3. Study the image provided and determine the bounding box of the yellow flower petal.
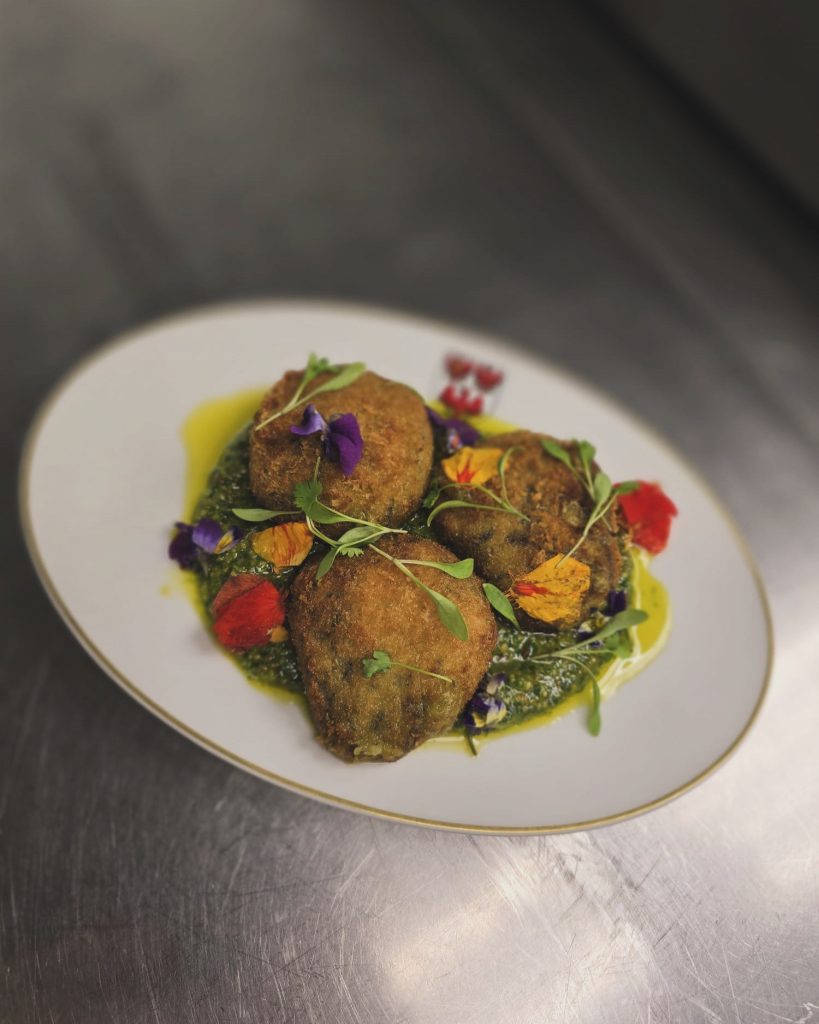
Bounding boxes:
[269,625,289,643]
[507,555,591,625]
[441,446,503,485]
[251,521,313,568]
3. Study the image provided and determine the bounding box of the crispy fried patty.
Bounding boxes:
[249,369,433,528]
[288,535,497,762]
[431,430,625,629]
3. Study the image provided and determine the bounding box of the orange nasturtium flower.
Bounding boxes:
[441,446,504,485]
[251,521,313,569]
[507,555,591,625]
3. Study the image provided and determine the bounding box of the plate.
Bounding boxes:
[20,301,772,833]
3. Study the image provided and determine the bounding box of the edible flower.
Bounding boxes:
[426,406,481,453]
[445,354,473,380]
[291,403,364,476]
[441,446,503,485]
[474,365,503,391]
[168,518,241,568]
[251,521,313,568]
[210,573,285,650]
[606,589,627,615]
[463,673,508,730]
[439,384,483,417]
[618,481,678,555]
[508,555,591,625]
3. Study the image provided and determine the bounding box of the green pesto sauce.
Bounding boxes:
[190,427,633,727]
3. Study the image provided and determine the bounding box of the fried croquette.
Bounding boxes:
[431,430,625,629]
[288,535,497,762]
[249,368,433,527]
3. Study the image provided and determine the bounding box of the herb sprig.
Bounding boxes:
[253,355,366,433]
[496,608,647,735]
[541,438,637,561]
[362,650,453,683]
[290,475,473,640]
[426,446,529,526]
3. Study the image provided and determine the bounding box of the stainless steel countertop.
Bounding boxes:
[2,2,818,1021]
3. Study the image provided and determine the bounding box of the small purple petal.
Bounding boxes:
[326,413,364,477]
[192,517,227,553]
[606,589,627,615]
[426,406,481,450]
[463,693,507,730]
[448,418,481,446]
[291,403,328,437]
[168,523,197,569]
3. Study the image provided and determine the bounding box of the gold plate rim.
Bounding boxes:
[17,299,775,835]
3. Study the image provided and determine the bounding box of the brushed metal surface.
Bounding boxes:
[2,1,817,1021]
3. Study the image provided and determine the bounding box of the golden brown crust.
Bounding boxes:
[431,430,625,629]
[288,535,497,762]
[249,369,433,529]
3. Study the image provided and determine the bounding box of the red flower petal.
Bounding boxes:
[475,365,503,391]
[210,573,265,617]
[440,384,470,416]
[212,578,285,650]
[618,481,678,555]
[445,354,473,380]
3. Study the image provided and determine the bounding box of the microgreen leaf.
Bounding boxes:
[426,498,495,525]
[306,361,366,398]
[593,472,612,507]
[613,479,639,495]
[362,650,392,677]
[231,507,293,522]
[589,608,647,643]
[588,680,602,736]
[419,584,469,641]
[293,479,350,524]
[335,525,382,547]
[401,557,474,579]
[482,583,519,626]
[541,438,575,471]
[577,440,596,471]
[315,546,339,581]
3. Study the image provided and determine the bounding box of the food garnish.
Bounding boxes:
[211,576,286,651]
[362,650,453,683]
[253,355,366,432]
[541,438,638,561]
[290,404,364,477]
[427,446,528,525]
[508,554,591,626]
[168,518,241,568]
[425,406,481,453]
[618,481,678,554]
[251,521,314,568]
[482,583,519,627]
[462,673,508,753]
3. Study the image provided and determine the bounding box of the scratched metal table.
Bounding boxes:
[3,2,818,1021]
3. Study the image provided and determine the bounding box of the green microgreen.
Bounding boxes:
[426,447,529,526]
[231,507,298,522]
[253,356,366,432]
[361,650,453,683]
[541,438,638,560]
[482,583,519,627]
[495,608,648,735]
[369,544,470,641]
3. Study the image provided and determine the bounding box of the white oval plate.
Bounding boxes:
[20,301,772,833]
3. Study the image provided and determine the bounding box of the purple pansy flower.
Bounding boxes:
[290,403,364,477]
[426,406,481,453]
[606,589,627,615]
[463,673,508,731]
[168,518,241,568]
